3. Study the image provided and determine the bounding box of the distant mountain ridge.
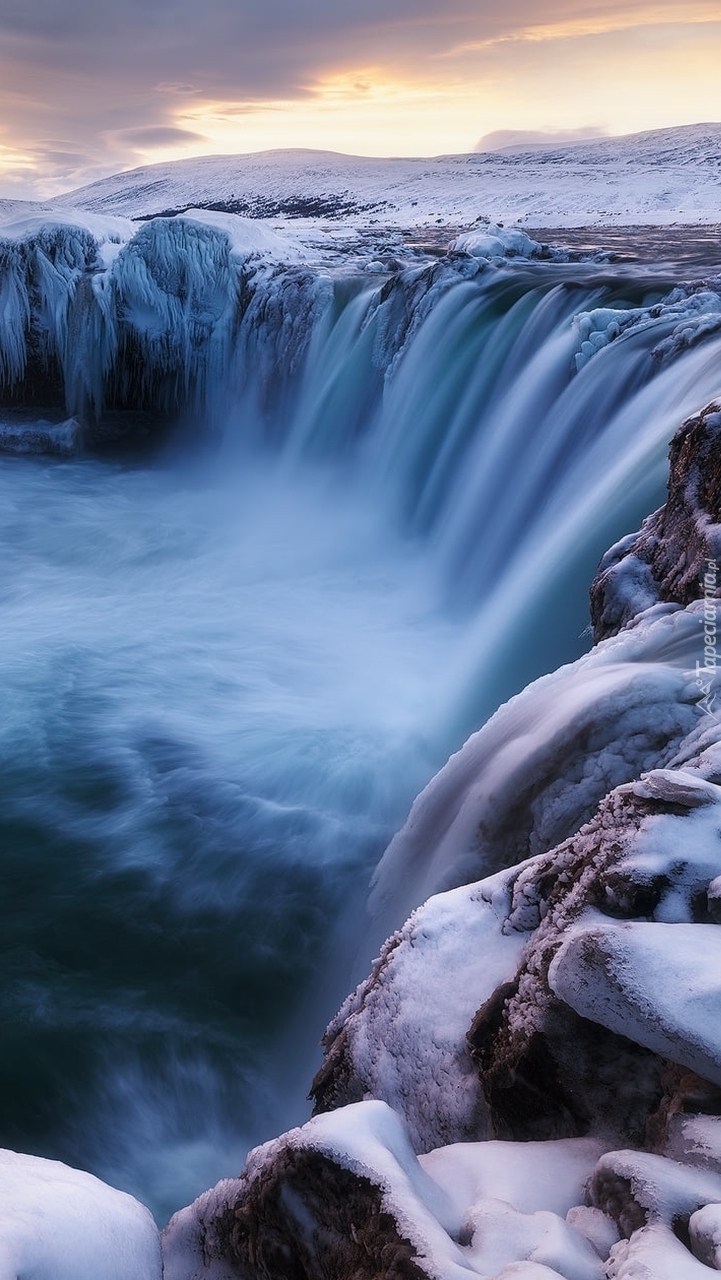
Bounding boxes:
[38,123,721,230]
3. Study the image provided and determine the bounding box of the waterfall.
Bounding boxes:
[2,214,721,1219]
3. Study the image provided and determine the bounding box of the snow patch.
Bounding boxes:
[0,1148,161,1280]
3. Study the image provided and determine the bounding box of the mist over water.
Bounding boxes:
[0,448,457,1219]
[3,249,721,1220]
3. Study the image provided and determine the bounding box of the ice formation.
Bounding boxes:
[0,211,316,428]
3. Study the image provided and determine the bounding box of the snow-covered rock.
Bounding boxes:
[689,1201,721,1268]
[450,225,546,261]
[549,921,721,1088]
[311,868,528,1149]
[590,1147,721,1235]
[162,1102,606,1280]
[0,1149,161,1280]
[606,1221,716,1279]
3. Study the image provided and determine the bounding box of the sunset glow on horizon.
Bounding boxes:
[1,1,720,198]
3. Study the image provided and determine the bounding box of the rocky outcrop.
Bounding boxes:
[165,737,721,1278]
[0,414,82,455]
[162,1104,460,1280]
[310,869,526,1150]
[162,1102,608,1280]
[590,399,721,640]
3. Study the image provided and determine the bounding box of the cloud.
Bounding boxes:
[115,126,209,149]
[0,0,719,196]
[475,126,609,150]
[0,1,710,98]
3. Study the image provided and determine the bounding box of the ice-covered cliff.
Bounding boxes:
[0,211,317,437]
[160,404,721,1279]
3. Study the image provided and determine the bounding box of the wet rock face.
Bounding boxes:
[590,399,721,641]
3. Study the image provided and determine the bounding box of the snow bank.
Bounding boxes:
[456,1200,604,1280]
[179,209,306,262]
[420,1137,604,1222]
[0,1148,161,1280]
[0,207,134,246]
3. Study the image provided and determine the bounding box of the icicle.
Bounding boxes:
[0,238,29,389]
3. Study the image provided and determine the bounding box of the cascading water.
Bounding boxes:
[2,216,721,1221]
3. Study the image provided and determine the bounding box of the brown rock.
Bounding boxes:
[590,400,721,641]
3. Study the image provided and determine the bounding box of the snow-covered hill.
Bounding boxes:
[44,123,721,231]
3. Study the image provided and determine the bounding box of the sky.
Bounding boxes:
[1,0,720,198]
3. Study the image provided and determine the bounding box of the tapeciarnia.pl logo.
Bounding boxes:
[696,558,718,716]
